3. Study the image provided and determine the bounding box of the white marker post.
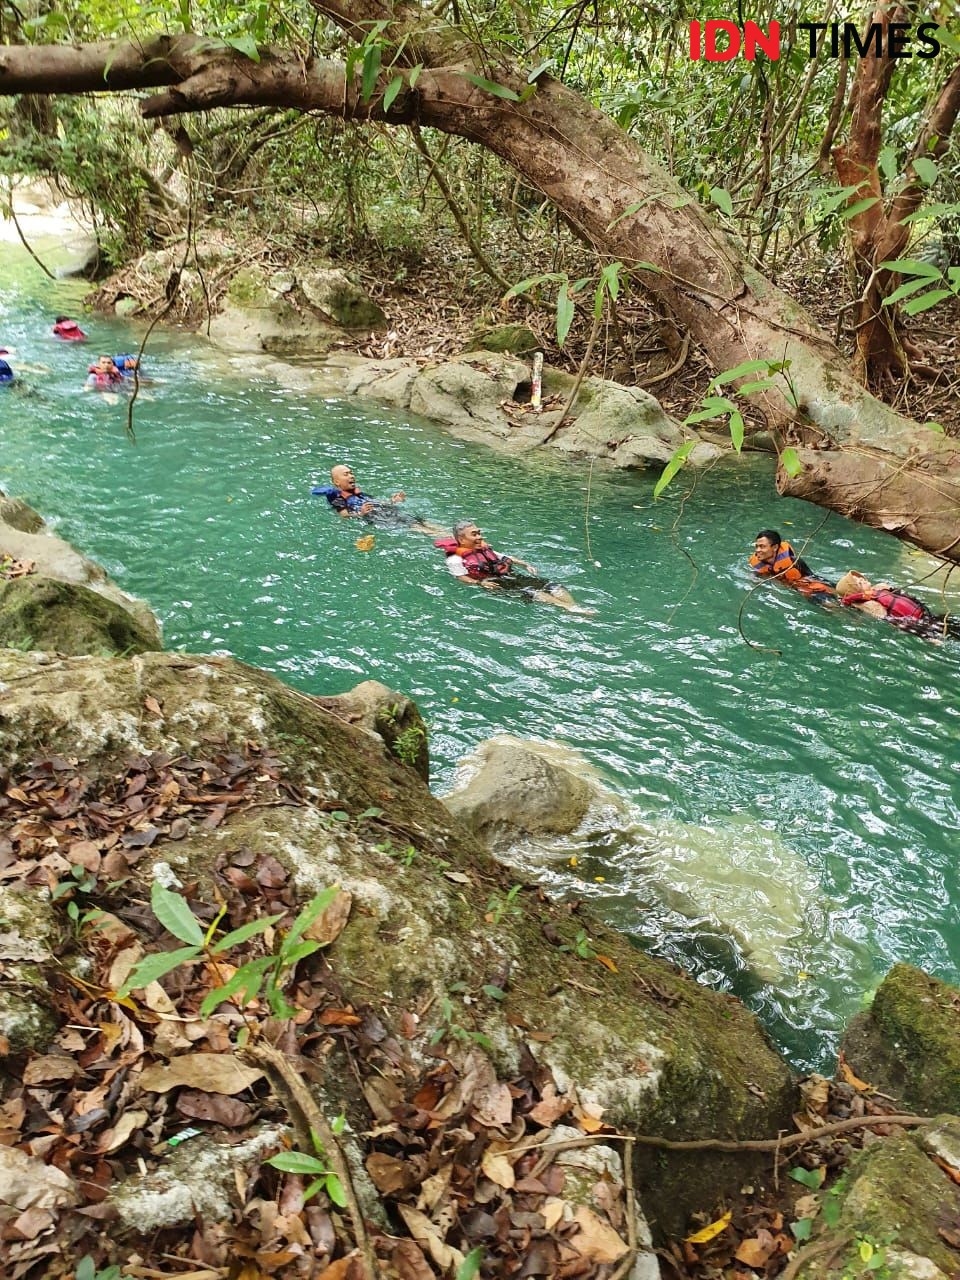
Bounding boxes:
[531,349,544,413]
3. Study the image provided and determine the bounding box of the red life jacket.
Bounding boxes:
[844,587,929,622]
[435,537,512,580]
[54,320,87,340]
[88,363,123,389]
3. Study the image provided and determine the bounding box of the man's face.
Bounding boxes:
[97,356,113,372]
[332,465,355,489]
[459,525,484,549]
[754,536,778,564]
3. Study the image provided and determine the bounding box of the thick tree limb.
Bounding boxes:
[3,31,960,562]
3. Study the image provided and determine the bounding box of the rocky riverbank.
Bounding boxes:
[2,493,960,1280]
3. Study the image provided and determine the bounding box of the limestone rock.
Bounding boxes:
[463,324,540,356]
[409,352,530,442]
[0,492,160,647]
[443,736,612,846]
[300,267,387,330]
[210,265,343,355]
[0,576,159,656]
[317,679,429,782]
[842,965,960,1113]
[0,649,797,1230]
[557,378,721,468]
[0,887,61,1051]
[796,1121,960,1280]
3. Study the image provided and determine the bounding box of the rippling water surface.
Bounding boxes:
[3,243,959,1068]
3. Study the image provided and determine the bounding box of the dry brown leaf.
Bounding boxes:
[304,888,352,947]
[417,1165,452,1214]
[542,1198,567,1231]
[735,1237,775,1268]
[138,1053,263,1095]
[0,1146,77,1210]
[67,840,101,872]
[366,1152,416,1195]
[22,1054,80,1086]
[9,1207,54,1240]
[144,695,164,717]
[799,1073,830,1118]
[569,1205,629,1264]
[530,1083,574,1127]
[100,1108,149,1154]
[392,1238,436,1280]
[473,1079,513,1128]
[794,1194,820,1220]
[177,1089,253,1127]
[480,1142,516,1189]
[355,535,376,552]
[595,953,618,973]
[837,1052,874,1093]
[319,1008,363,1026]
[398,1205,464,1271]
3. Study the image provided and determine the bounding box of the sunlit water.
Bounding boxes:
[3,241,960,1070]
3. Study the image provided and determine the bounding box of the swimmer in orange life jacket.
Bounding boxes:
[749,529,835,602]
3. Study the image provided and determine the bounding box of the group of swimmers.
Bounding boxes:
[750,529,957,640]
[0,316,145,394]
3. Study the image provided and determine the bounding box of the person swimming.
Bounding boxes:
[749,529,835,602]
[84,354,125,392]
[312,464,445,536]
[437,520,594,614]
[53,316,87,341]
[836,571,959,638]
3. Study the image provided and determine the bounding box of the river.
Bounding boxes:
[2,239,959,1070]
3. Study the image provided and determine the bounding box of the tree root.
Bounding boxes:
[242,1040,378,1280]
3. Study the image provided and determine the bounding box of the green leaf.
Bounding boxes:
[878,257,943,277]
[792,1217,813,1242]
[600,262,623,301]
[556,286,575,347]
[267,1151,328,1175]
[326,1173,348,1207]
[199,957,272,1017]
[859,1240,875,1263]
[76,1258,95,1280]
[781,447,802,478]
[527,59,553,83]
[789,1165,825,1189]
[912,156,939,188]
[729,411,744,454]
[653,440,696,498]
[280,940,321,966]
[902,288,953,315]
[710,359,772,386]
[822,1192,842,1228]
[503,273,561,300]
[358,806,384,819]
[117,945,201,997]
[211,912,285,954]
[482,984,506,1001]
[882,276,938,305]
[709,185,733,216]
[408,64,423,88]
[841,196,879,220]
[877,145,897,182]
[151,882,205,946]
[926,421,945,433]
[817,183,861,215]
[607,200,645,230]
[457,1247,486,1280]
[225,34,261,62]
[286,887,339,947]
[361,43,382,103]
[736,379,776,394]
[464,73,521,102]
[383,75,404,111]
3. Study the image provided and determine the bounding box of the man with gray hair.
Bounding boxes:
[436,521,593,614]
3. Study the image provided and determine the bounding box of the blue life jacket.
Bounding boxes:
[114,355,138,376]
[0,360,14,384]
[311,484,374,514]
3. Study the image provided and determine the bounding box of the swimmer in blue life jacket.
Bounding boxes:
[311,464,445,536]
[437,521,594,615]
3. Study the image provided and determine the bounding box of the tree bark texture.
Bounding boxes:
[2,28,959,561]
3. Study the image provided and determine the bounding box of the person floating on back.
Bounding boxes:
[52,316,87,341]
[836,571,959,639]
[312,464,444,536]
[749,529,835,602]
[437,521,594,615]
[84,353,125,392]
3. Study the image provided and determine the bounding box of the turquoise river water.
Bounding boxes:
[2,242,959,1070]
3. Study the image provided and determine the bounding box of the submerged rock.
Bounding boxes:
[842,965,960,1113]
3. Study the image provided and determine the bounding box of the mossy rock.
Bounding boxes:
[797,1122,960,1280]
[0,494,44,534]
[842,965,960,1113]
[464,325,540,356]
[0,576,158,657]
[0,650,797,1232]
[300,269,387,330]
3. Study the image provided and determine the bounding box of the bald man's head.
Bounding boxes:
[331,464,355,489]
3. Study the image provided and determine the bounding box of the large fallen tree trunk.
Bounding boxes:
[2,22,959,560]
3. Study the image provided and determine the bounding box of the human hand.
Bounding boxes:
[391,491,406,504]
[481,580,500,590]
[360,502,374,515]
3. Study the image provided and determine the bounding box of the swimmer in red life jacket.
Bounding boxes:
[749,529,835,602]
[84,353,125,392]
[53,316,88,341]
[836,570,960,639]
[437,521,594,615]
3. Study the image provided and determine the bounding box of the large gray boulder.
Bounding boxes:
[0,491,161,649]
[555,378,721,468]
[0,575,160,656]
